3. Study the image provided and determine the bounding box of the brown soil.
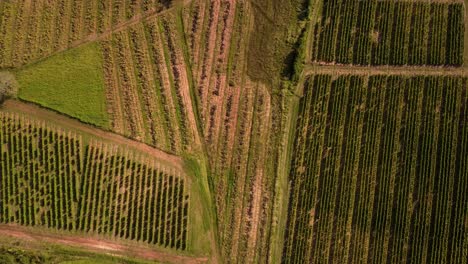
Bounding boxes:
[0,224,208,264]
[1,100,185,172]
[197,0,220,121]
[228,81,257,262]
[151,21,183,152]
[245,85,272,263]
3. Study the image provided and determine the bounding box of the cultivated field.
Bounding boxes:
[0,112,189,250]
[0,0,466,263]
[100,13,202,154]
[310,0,465,66]
[0,0,175,69]
[283,74,468,264]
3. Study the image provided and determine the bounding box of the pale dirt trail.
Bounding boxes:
[1,100,185,172]
[0,224,208,264]
[305,64,468,76]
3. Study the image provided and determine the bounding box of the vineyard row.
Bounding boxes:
[0,112,189,250]
[311,0,464,66]
[0,0,172,69]
[101,14,199,154]
[283,74,468,264]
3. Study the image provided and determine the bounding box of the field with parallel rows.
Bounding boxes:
[0,0,174,69]
[181,1,287,262]
[310,0,464,66]
[99,10,203,155]
[0,112,189,250]
[282,74,468,264]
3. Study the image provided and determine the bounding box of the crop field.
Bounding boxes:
[16,42,109,128]
[1,0,466,263]
[100,13,201,154]
[310,0,465,66]
[282,74,468,264]
[0,0,174,69]
[0,112,189,250]
[180,1,294,263]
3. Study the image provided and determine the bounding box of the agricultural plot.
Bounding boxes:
[282,74,468,263]
[0,0,173,69]
[311,0,464,66]
[181,1,285,263]
[101,13,201,154]
[16,42,108,128]
[0,112,189,250]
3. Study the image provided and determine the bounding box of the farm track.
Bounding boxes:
[1,100,185,171]
[305,64,468,77]
[0,224,207,264]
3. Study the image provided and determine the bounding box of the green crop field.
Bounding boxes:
[283,74,468,263]
[311,0,464,66]
[0,112,189,250]
[16,43,109,128]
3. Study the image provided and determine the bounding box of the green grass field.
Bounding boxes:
[15,43,109,128]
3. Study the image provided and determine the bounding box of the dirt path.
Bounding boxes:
[0,224,208,264]
[305,63,468,76]
[1,99,185,171]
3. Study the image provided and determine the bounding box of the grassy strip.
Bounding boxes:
[15,42,109,128]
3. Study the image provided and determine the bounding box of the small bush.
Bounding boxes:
[0,72,18,104]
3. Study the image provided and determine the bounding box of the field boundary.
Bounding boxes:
[0,224,207,264]
[305,64,468,76]
[0,99,185,171]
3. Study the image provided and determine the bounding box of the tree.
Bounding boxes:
[0,72,18,104]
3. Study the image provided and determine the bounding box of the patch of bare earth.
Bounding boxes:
[197,0,220,122]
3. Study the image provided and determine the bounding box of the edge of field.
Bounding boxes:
[0,99,219,262]
[0,224,206,264]
[267,0,319,262]
[0,99,184,172]
[0,232,158,264]
[465,0,468,65]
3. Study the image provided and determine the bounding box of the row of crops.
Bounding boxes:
[282,74,468,263]
[0,112,189,250]
[101,13,199,155]
[181,1,285,262]
[0,0,172,68]
[181,1,279,262]
[311,0,464,66]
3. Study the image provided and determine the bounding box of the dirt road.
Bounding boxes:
[0,224,208,264]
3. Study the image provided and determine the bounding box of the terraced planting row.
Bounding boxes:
[0,112,189,250]
[311,0,464,66]
[182,0,246,147]
[182,1,282,262]
[101,14,200,154]
[0,0,172,68]
[282,74,468,263]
